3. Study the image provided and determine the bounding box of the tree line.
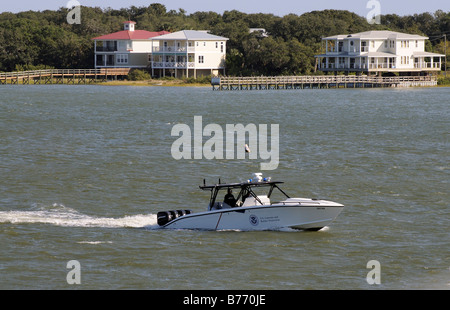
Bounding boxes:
[0,3,448,75]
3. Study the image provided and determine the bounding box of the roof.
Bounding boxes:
[413,51,446,57]
[151,30,229,41]
[200,180,284,191]
[316,51,396,58]
[358,52,396,57]
[324,31,428,40]
[92,30,170,41]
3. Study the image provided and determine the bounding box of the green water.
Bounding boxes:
[0,85,448,289]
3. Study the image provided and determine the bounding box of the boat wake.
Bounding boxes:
[0,203,159,229]
[0,203,332,233]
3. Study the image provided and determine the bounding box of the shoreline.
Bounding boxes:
[96,80,210,87]
[1,80,448,88]
[87,75,450,88]
[96,80,450,88]
[2,76,449,88]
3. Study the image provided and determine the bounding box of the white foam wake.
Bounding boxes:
[0,205,158,229]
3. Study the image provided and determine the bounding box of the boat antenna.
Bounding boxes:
[219,178,221,184]
[203,179,206,186]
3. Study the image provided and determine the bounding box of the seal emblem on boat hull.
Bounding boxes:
[249,214,259,226]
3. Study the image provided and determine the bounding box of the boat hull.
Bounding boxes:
[162,202,344,231]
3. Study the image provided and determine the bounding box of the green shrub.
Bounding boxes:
[15,64,55,71]
[128,69,151,81]
[183,75,211,84]
[158,76,176,81]
[437,76,450,85]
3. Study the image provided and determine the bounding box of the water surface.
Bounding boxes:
[0,85,448,289]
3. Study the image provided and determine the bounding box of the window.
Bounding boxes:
[371,41,375,48]
[415,40,419,48]
[203,42,206,46]
[385,40,388,48]
[116,54,128,64]
[198,55,204,64]
[216,42,218,48]
[221,42,224,53]
[400,56,409,65]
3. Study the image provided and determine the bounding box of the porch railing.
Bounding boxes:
[414,63,441,69]
[96,47,118,52]
[152,62,195,68]
[152,47,196,53]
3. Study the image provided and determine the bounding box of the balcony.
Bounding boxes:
[368,63,395,69]
[152,46,196,53]
[152,62,195,68]
[414,63,441,69]
[320,63,368,70]
[96,46,118,52]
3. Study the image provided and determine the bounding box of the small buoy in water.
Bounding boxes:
[245,144,251,153]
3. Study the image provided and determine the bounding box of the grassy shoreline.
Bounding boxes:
[99,72,450,87]
[2,73,449,87]
[97,79,210,87]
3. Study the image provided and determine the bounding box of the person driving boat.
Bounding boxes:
[223,188,236,207]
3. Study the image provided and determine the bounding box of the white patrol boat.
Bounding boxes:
[157,173,344,231]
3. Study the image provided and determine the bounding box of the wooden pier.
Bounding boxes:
[211,75,437,90]
[0,68,130,85]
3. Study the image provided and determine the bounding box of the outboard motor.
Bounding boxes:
[157,209,192,226]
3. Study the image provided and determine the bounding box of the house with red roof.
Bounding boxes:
[92,21,170,68]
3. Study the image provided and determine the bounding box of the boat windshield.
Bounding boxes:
[200,180,290,209]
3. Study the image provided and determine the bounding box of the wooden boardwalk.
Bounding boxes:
[211,75,437,90]
[0,68,130,85]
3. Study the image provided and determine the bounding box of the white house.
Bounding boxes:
[315,30,445,75]
[249,28,269,38]
[150,30,228,78]
[92,21,169,68]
